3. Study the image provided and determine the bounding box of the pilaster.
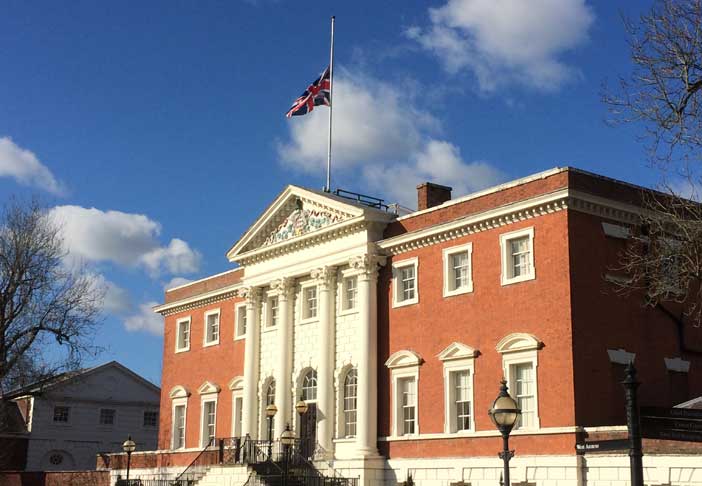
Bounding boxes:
[271,276,295,438]
[350,254,385,457]
[311,266,336,458]
[241,286,262,438]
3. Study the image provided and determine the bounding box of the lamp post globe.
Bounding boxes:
[122,435,136,483]
[266,404,278,417]
[280,424,296,446]
[488,380,521,486]
[295,399,308,415]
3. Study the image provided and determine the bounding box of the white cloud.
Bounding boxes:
[407,0,594,92]
[363,140,504,207]
[50,205,201,277]
[279,70,504,207]
[0,137,66,195]
[164,276,193,291]
[124,301,163,336]
[84,272,133,315]
[278,71,438,173]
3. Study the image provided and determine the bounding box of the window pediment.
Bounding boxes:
[438,342,479,361]
[197,381,221,395]
[228,376,244,391]
[496,333,542,354]
[385,349,423,369]
[169,385,190,399]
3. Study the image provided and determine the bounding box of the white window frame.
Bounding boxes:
[392,257,419,308]
[200,398,217,448]
[99,408,116,426]
[203,309,221,347]
[143,409,159,428]
[264,293,279,330]
[438,342,477,434]
[234,302,247,341]
[385,349,423,437]
[496,333,541,430]
[169,386,190,450]
[499,227,535,286]
[442,243,474,297]
[197,381,220,448]
[52,405,71,424]
[228,376,244,437]
[260,378,276,439]
[342,275,358,313]
[299,283,319,323]
[175,317,191,353]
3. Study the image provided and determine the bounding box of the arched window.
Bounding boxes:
[265,379,275,440]
[343,369,357,438]
[301,369,317,401]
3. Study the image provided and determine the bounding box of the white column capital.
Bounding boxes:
[238,286,262,307]
[270,277,295,300]
[349,254,386,279]
[311,266,336,291]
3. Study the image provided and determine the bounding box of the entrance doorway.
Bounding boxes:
[299,403,317,459]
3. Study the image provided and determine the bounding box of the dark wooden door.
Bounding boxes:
[299,403,317,459]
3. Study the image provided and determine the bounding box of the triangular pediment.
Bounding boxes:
[227,185,393,262]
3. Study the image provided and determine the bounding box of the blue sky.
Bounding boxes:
[0,0,656,384]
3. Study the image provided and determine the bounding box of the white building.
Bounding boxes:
[2,361,160,471]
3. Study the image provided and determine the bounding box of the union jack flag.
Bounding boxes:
[285,66,331,118]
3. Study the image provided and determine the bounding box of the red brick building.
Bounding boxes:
[113,167,702,486]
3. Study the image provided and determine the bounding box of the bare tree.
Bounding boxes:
[603,0,702,332]
[604,0,702,166]
[0,198,103,395]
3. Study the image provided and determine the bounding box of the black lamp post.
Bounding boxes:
[266,404,278,460]
[295,399,308,456]
[280,423,296,486]
[122,435,136,484]
[488,380,521,486]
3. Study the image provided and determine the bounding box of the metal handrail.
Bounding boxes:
[174,438,217,483]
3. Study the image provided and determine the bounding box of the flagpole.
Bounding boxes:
[325,16,335,193]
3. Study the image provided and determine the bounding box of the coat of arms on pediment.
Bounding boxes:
[263,198,344,246]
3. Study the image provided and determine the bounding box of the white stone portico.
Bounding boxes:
[227,185,396,460]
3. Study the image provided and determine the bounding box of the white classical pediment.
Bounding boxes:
[496,333,543,354]
[169,385,190,399]
[197,381,221,395]
[385,349,423,369]
[226,185,394,263]
[437,342,479,361]
[228,376,244,391]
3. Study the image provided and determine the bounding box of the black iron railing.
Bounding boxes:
[124,436,358,486]
[333,188,390,211]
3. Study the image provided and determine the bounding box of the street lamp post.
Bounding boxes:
[295,399,308,456]
[122,436,136,485]
[280,424,296,486]
[266,404,278,460]
[488,380,521,486]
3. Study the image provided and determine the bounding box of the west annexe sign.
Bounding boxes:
[640,406,702,443]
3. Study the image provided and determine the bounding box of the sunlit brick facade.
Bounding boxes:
[110,167,702,486]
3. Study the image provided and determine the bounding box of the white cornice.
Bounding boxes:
[153,283,243,316]
[397,167,568,221]
[165,268,242,293]
[378,188,644,255]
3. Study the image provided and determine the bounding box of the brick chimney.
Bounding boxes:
[417,182,452,211]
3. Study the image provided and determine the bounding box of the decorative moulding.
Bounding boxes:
[496,333,543,354]
[437,342,480,361]
[228,376,245,390]
[385,349,424,369]
[169,385,190,399]
[607,348,635,365]
[664,357,690,373]
[197,381,221,395]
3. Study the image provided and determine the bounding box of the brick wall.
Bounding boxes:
[159,295,246,450]
[0,471,109,486]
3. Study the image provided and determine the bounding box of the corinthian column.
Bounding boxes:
[241,287,261,438]
[311,266,336,458]
[350,254,385,457]
[272,277,294,438]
